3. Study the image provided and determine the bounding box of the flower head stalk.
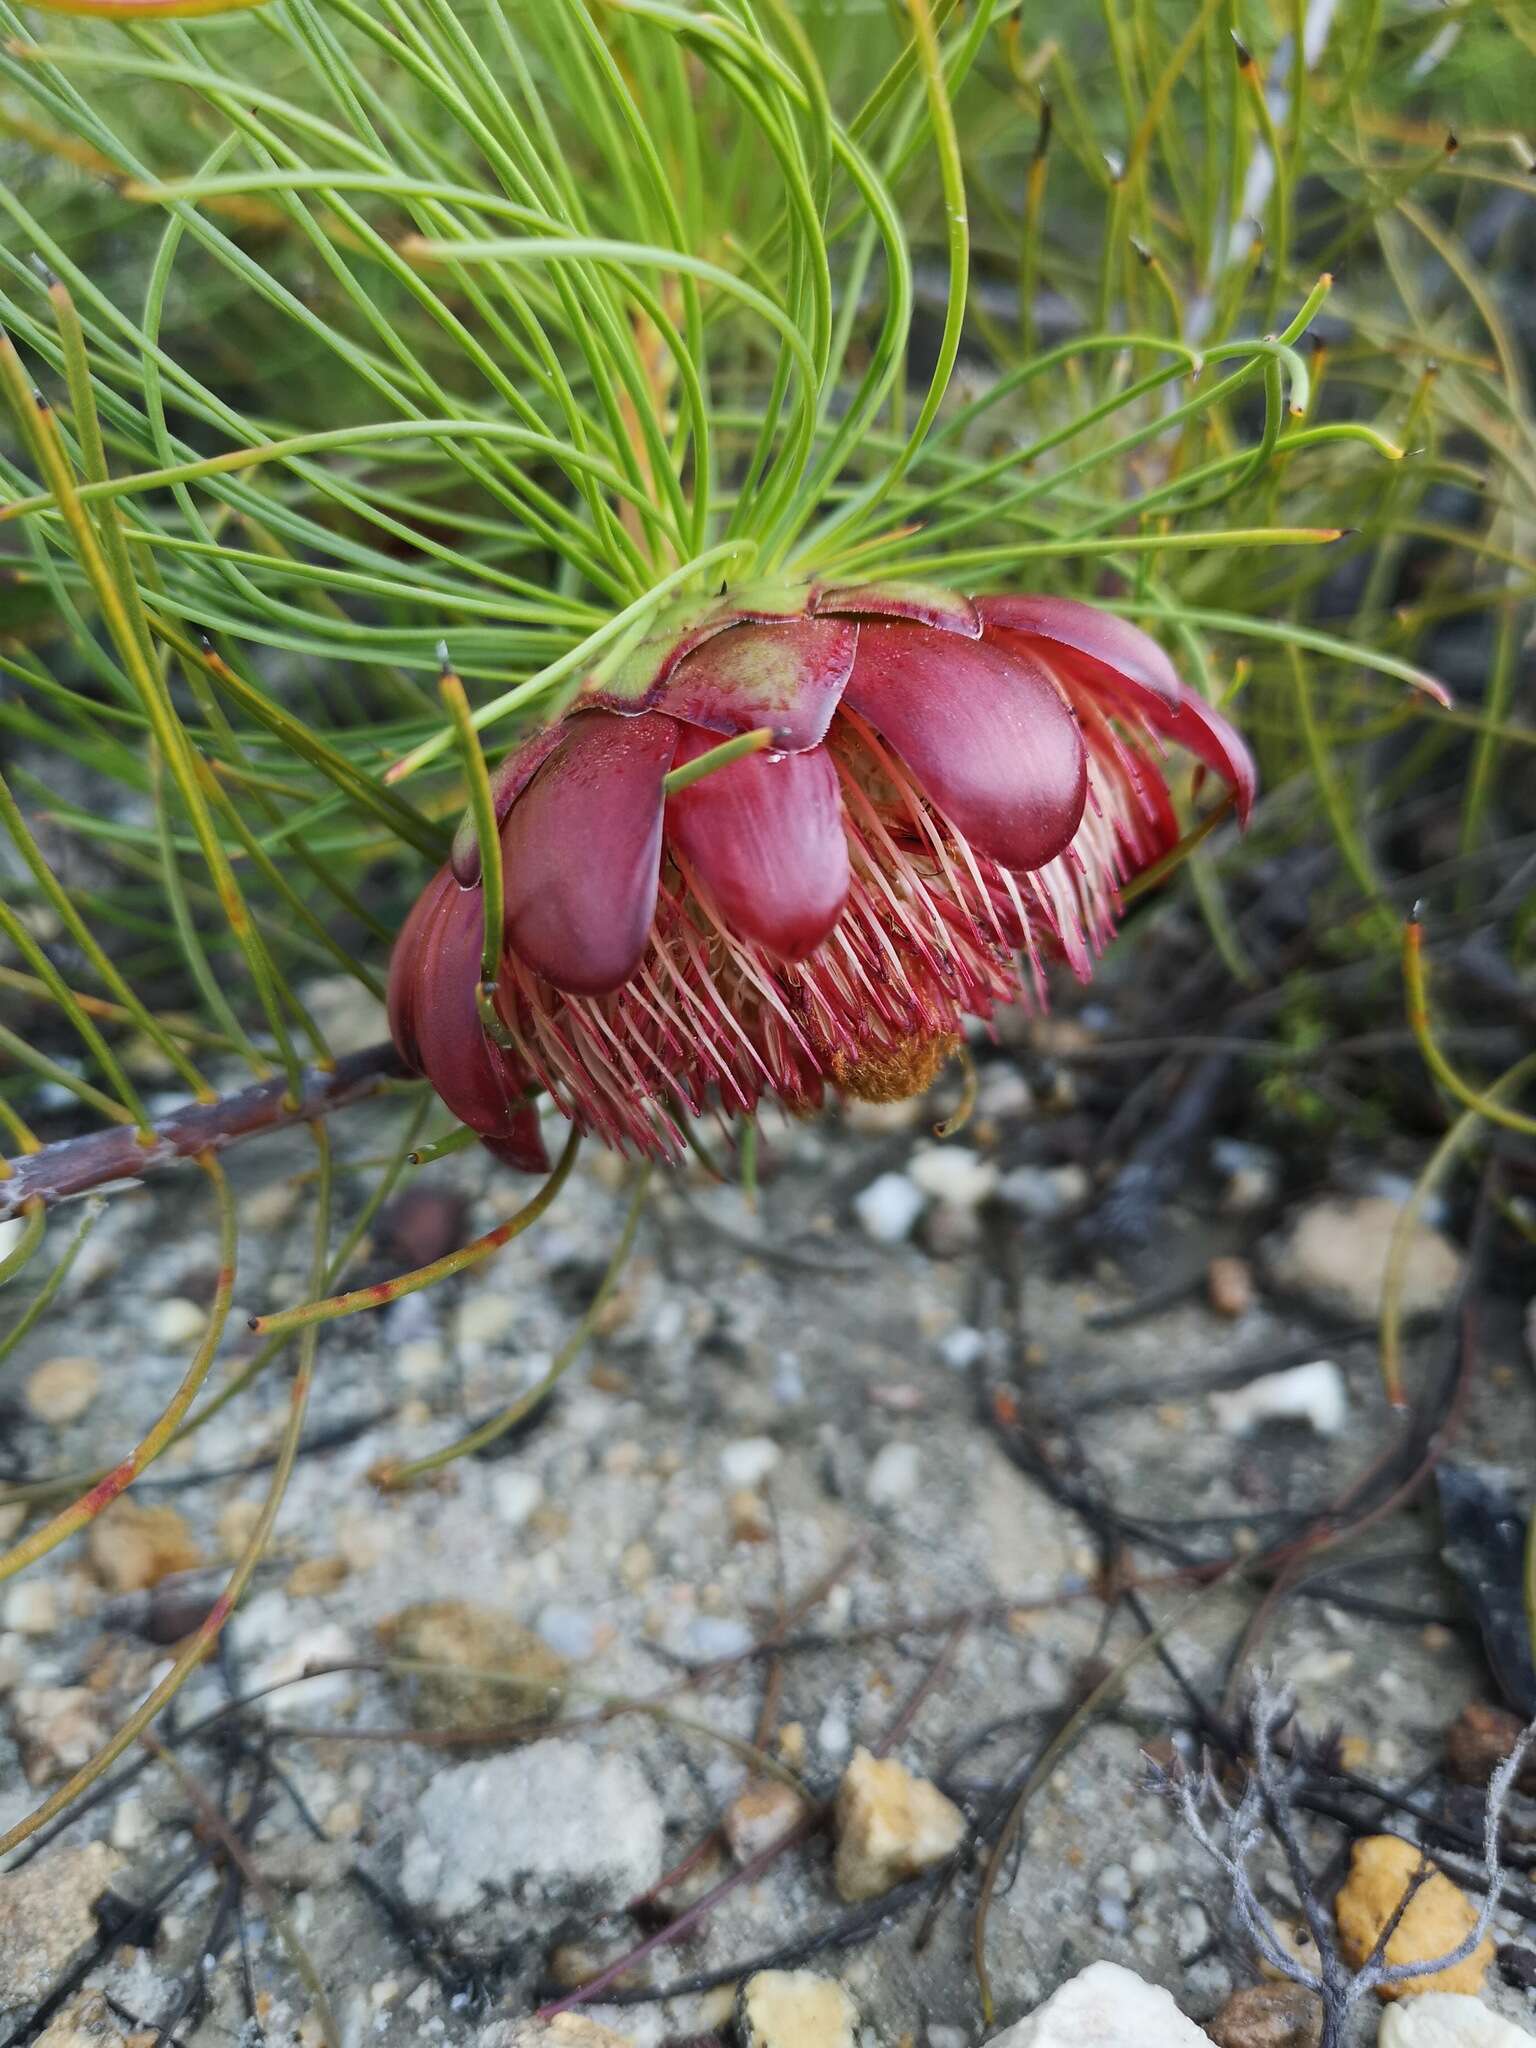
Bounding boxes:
[389,583,1255,1163]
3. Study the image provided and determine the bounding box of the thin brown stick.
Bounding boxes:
[144,1732,342,2048]
[0,1042,408,1220]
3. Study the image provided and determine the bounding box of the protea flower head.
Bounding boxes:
[388,582,1255,1164]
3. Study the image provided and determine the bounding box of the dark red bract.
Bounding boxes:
[388,583,1255,1161]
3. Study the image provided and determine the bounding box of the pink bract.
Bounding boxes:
[389,582,1256,1162]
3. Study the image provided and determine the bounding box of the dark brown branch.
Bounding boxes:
[0,1042,409,1221]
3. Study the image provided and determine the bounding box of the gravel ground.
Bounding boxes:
[1,1028,1533,2048]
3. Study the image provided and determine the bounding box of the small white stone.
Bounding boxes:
[1210,1359,1348,1438]
[1172,1900,1209,1954]
[649,1295,687,1348]
[853,1171,926,1244]
[491,1470,542,1528]
[865,1441,920,1507]
[772,1352,805,1405]
[536,1605,600,1660]
[247,1621,356,1712]
[986,1961,1209,2045]
[685,1615,754,1661]
[3,1580,58,1637]
[151,1296,207,1347]
[939,1325,987,1372]
[397,1339,447,1387]
[907,1144,998,1211]
[109,1796,154,1853]
[1211,1137,1281,1213]
[723,1780,808,1864]
[1378,1994,1536,2045]
[454,1291,517,1352]
[977,1066,1034,1119]
[11,1684,108,1784]
[856,1171,925,1245]
[817,1702,852,1760]
[720,1437,780,1489]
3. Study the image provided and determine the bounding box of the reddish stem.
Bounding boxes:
[0,1042,407,1221]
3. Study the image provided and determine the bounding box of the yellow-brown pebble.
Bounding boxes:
[831,1746,965,1903]
[24,1357,101,1426]
[86,1501,202,1594]
[1335,1835,1492,2000]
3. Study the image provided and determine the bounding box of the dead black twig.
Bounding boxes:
[1155,1679,1534,2048]
[1078,1049,1240,1246]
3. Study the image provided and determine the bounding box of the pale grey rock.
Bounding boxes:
[0,1843,123,2021]
[719,1436,780,1487]
[400,1740,664,1922]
